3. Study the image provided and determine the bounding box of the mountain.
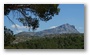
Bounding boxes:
[15,32,35,37]
[36,23,79,36]
[15,23,79,37]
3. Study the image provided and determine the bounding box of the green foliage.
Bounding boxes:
[4,4,60,30]
[5,33,84,49]
[4,26,15,46]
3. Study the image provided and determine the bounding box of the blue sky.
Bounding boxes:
[4,4,84,34]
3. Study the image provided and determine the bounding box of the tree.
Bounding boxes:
[4,4,60,31]
[4,26,15,46]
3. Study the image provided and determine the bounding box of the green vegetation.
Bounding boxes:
[4,33,84,49]
[4,4,60,30]
[4,26,15,46]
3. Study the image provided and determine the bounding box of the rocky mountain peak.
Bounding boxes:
[15,23,79,37]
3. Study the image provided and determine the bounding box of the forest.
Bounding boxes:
[4,30,84,49]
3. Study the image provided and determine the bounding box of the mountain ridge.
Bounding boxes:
[15,23,79,37]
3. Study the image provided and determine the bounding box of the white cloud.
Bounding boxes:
[50,26,57,29]
[78,27,83,29]
[16,30,23,33]
[11,24,40,33]
[36,28,41,31]
[11,24,28,29]
[11,24,28,33]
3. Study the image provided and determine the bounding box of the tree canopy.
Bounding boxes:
[4,4,60,31]
[4,26,15,46]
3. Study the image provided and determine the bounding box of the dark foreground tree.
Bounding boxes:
[4,4,60,30]
[4,26,15,46]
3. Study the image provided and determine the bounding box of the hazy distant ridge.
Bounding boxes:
[15,23,79,37]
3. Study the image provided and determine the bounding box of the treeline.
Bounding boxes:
[5,33,84,49]
[4,26,15,46]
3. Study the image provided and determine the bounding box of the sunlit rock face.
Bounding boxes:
[35,23,79,36]
[15,23,79,37]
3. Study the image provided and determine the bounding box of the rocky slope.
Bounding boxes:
[15,23,79,37]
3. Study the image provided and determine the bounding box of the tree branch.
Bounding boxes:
[6,15,18,30]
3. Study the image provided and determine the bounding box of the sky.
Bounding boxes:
[4,4,84,34]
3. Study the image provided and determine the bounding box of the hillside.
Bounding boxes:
[4,24,84,49]
[15,23,79,37]
[5,33,84,49]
